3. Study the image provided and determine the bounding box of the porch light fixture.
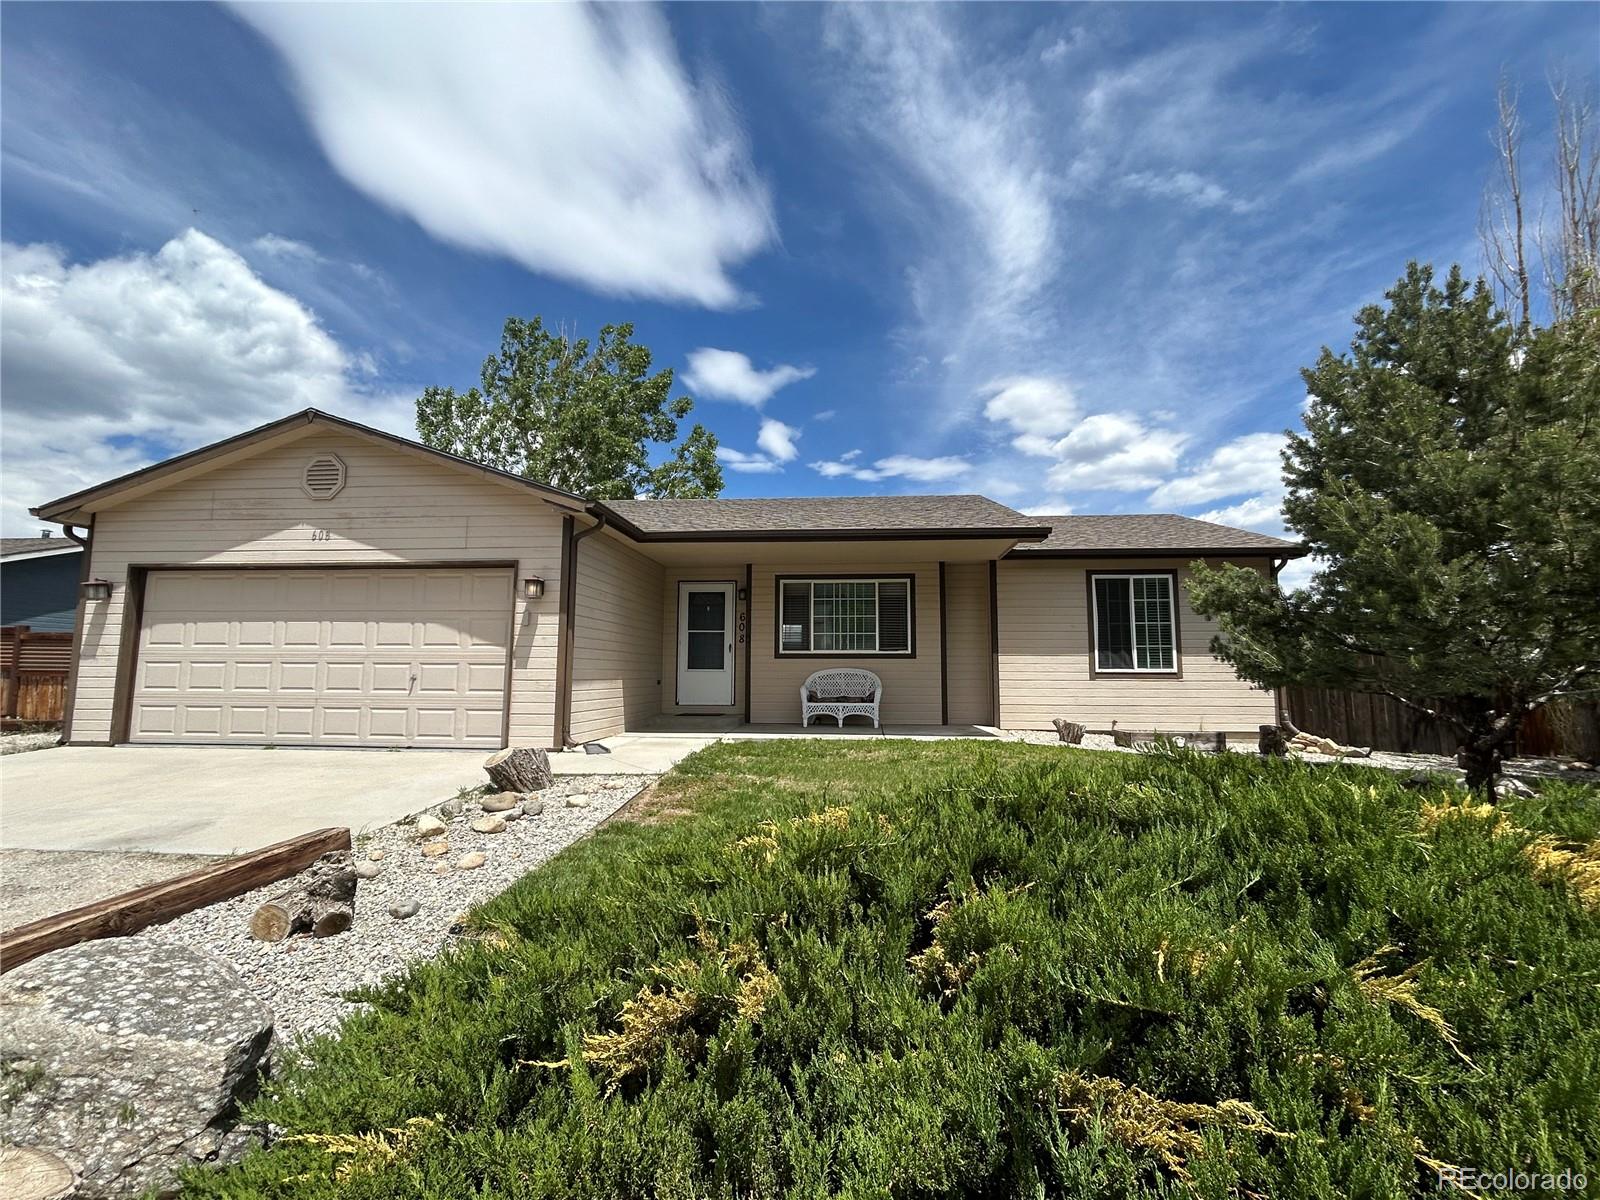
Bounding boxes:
[81,578,114,602]
[523,576,545,600]
[738,586,749,602]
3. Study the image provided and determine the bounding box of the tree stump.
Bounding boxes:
[1259,724,1289,757]
[484,746,553,793]
[1052,719,1086,744]
[248,852,356,942]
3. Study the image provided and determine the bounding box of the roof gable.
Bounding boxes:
[32,409,588,524]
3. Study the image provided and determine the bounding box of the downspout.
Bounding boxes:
[1270,556,1287,732]
[557,511,607,749]
[59,519,93,744]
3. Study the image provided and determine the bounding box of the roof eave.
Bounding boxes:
[587,507,1053,544]
[1005,545,1309,559]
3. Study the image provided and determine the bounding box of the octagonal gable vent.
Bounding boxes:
[301,453,346,499]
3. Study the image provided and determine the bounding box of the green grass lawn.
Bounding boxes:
[191,742,1599,1199]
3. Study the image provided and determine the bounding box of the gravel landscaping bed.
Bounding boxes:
[1,730,61,755]
[999,728,1599,785]
[131,773,650,1043]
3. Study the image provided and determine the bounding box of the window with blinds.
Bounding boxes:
[777,577,913,655]
[1091,573,1177,672]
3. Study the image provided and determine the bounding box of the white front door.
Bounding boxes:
[677,581,735,706]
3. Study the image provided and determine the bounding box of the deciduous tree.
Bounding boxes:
[415,317,723,499]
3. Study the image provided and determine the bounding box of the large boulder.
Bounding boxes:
[0,938,273,1199]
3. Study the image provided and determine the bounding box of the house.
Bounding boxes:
[2,534,85,632]
[30,409,1304,749]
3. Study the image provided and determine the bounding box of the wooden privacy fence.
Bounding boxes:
[1,625,73,725]
[1283,684,1600,760]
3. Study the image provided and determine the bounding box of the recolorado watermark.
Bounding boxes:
[1436,1166,1587,1192]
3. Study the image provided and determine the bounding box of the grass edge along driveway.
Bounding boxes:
[187,740,1600,1199]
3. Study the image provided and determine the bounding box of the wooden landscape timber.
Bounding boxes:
[0,827,352,973]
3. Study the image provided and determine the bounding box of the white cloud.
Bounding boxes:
[1196,493,1286,534]
[234,4,773,307]
[1021,498,1075,515]
[1044,415,1189,492]
[813,409,837,422]
[809,452,971,483]
[683,348,815,407]
[1146,432,1286,506]
[716,447,783,475]
[756,418,800,463]
[982,375,1080,438]
[0,230,402,535]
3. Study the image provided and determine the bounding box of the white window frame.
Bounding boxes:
[1089,571,1179,675]
[777,576,914,657]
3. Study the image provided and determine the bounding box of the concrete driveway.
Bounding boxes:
[0,746,488,854]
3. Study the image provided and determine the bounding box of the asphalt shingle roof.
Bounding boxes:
[1011,514,1302,555]
[1,537,81,559]
[599,495,1046,537]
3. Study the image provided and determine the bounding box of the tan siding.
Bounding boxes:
[569,531,664,742]
[943,562,993,725]
[660,565,747,715]
[997,557,1275,735]
[70,429,565,747]
[749,563,942,725]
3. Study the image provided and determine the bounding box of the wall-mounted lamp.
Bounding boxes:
[523,576,545,600]
[81,578,114,602]
[737,586,749,602]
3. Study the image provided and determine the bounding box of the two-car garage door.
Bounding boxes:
[130,568,512,748]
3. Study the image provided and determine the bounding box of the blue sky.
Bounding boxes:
[2,3,1594,579]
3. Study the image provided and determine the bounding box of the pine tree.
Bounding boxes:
[1188,264,1600,794]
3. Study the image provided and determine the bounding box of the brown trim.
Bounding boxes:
[552,514,575,750]
[110,566,148,744]
[591,504,1048,545]
[672,579,739,707]
[557,515,608,747]
[742,564,753,724]
[988,559,999,727]
[60,518,94,744]
[115,559,520,573]
[1006,547,1306,560]
[938,562,949,725]
[1085,569,1185,681]
[32,408,589,523]
[771,573,917,660]
[108,561,520,747]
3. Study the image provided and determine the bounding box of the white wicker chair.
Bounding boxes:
[800,668,883,729]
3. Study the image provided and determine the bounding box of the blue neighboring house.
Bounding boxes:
[1,535,83,632]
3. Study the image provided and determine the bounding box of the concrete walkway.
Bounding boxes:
[0,746,489,854]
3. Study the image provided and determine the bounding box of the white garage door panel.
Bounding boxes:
[131,569,512,748]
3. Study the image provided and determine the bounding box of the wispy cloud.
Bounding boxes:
[235,4,773,307]
[810,452,971,483]
[683,348,815,407]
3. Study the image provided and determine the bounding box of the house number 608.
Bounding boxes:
[310,528,333,541]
